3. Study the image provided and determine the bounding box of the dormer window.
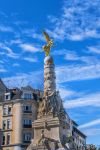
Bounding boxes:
[24,93,32,99]
[22,92,33,100]
[5,93,11,101]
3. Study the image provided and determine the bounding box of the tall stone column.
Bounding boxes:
[44,56,56,96]
[26,31,73,150]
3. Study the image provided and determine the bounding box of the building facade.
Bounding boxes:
[0,80,43,150]
[72,120,86,150]
[86,144,97,150]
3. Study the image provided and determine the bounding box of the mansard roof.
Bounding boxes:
[0,79,7,102]
[0,79,7,93]
[0,80,43,103]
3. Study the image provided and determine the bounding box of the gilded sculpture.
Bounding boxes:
[42,31,53,56]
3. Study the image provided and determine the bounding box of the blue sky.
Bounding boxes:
[0,0,100,146]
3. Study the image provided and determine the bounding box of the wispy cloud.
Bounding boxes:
[0,25,13,32]
[48,0,100,41]
[0,60,4,64]
[3,70,43,89]
[13,63,20,67]
[4,46,19,58]
[21,29,44,41]
[56,64,100,83]
[79,119,100,129]
[0,68,7,73]
[58,86,76,99]
[88,44,100,54]
[23,57,38,63]
[0,43,19,59]
[53,49,100,65]
[64,92,100,109]
[82,128,100,136]
[9,39,22,45]
[20,43,41,53]
[0,64,7,72]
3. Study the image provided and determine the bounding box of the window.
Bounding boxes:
[2,134,5,145]
[23,92,33,100]
[23,119,32,125]
[2,119,12,130]
[23,105,32,112]
[5,93,10,101]
[3,120,6,130]
[3,106,7,115]
[7,133,10,145]
[23,119,32,128]
[7,119,11,129]
[8,107,12,115]
[3,106,12,115]
[23,133,31,142]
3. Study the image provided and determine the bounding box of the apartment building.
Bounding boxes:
[72,120,86,150]
[0,79,43,150]
[86,144,97,150]
[0,128,2,149]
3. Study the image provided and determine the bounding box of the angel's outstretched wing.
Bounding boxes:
[43,31,51,43]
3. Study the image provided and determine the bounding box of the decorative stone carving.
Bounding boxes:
[27,56,73,150]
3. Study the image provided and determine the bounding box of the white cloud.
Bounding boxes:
[52,49,79,61]
[83,128,100,136]
[23,57,38,63]
[3,70,43,89]
[0,68,7,72]
[0,43,19,59]
[65,52,79,61]
[22,29,44,41]
[0,60,4,64]
[56,64,100,83]
[20,43,41,53]
[9,39,22,45]
[0,64,7,73]
[0,25,13,32]
[64,92,100,109]
[52,49,67,56]
[4,47,19,58]
[53,49,100,64]
[48,0,100,41]
[88,45,100,54]
[79,119,100,129]
[13,63,20,67]
[58,86,76,99]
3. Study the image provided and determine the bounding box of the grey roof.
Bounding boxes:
[73,126,87,138]
[0,80,43,103]
[0,79,7,92]
[0,79,7,102]
[21,85,34,91]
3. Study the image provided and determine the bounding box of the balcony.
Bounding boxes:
[23,110,32,113]
[23,124,32,128]
[23,140,31,143]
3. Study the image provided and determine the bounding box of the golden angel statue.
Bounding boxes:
[42,31,54,56]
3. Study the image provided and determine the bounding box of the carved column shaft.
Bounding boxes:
[44,56,56,96]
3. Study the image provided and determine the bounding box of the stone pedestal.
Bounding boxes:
[27,115,71,150]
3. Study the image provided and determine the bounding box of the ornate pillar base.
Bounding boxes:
[27,115,73,150]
